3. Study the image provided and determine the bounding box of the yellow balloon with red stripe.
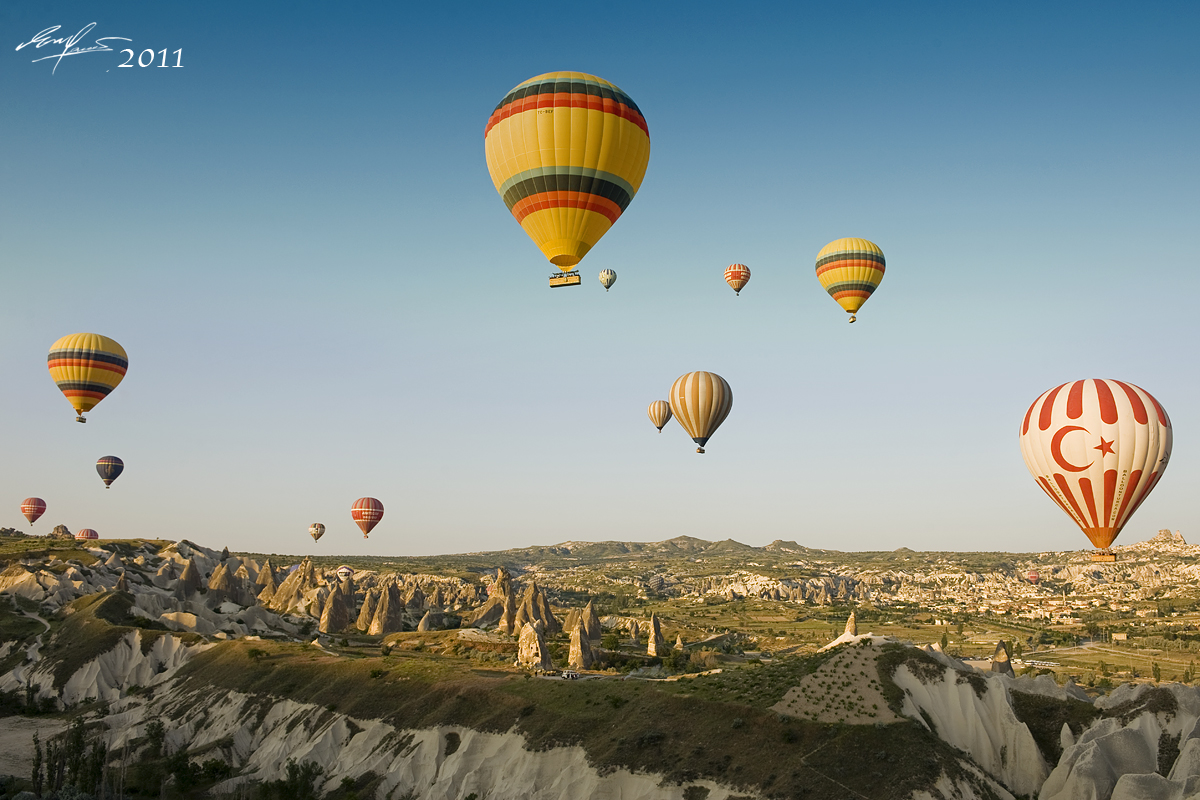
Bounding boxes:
[815,238,885,323]
[47,333,128,423]
[484,72,651,271]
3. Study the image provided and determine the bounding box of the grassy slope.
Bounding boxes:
[176,638,1005,800]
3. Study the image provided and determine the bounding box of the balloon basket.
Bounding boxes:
[848,315,857,323]
[1091,551,1116,563]
[76,416,87,423]
[549,271,581,288]
[696,447,705,454]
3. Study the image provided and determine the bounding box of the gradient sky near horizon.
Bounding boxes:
[2,1,1197,557]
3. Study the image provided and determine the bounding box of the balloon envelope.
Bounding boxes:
[75,528,99,541]
[724,264,750,295]
[669,372,733,452]
[351,497,384,538]
[336,565,354,581]
[96,456,124,488]
[484,72,651,271]
[1020,379,1172,550]
[815,239,885,321]
[20,498,46,525]
[48,333,128,421]
[309,523,325,542]
[599,269,617,291]
[647,400,672,432]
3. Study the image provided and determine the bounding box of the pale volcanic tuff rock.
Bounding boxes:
[628,619,640,645]
[177,558,204,596]
[369,581,406,636]
[844,611,857,636]
[497,590,519,636]
[991,641,1014,676]
[405,585,426,611]
[91,687,761,800]
[416,610,446,631]
[356,588,379,631]
[568,621,595,670]
[319,582,353,634]
[517,620,552,670]
[647,613,665,657]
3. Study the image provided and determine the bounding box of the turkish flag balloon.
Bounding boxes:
[1020,380,1171,549]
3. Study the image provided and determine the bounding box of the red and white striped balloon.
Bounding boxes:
[21,498,47,525]
[1020,379,1171,550]
[724,264,750,295]
[75,528,100,541]
[351,497,384,539]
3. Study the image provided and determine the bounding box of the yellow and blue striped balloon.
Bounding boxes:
[484,72,651,271]
[815,238,885,323]
[47,333,128,422]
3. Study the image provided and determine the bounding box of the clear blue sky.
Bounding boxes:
[2,1,1197,556]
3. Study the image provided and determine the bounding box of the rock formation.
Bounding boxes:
[991,640,1014,676]
[568,621,594,670]
[582,600,601,641]
[513,582,560,635]
[178,558,203,596]
[266,560,317,615]
[675,633,685,650]
[647,613,665,657]
[497,590,518,636]
[369,582,405,636]
[405,586,426,611]
[417,610,445,631]
[356,588,379,631]
[517,620,552,670]
[115,572,129,593]
[256,559,276,588]
[629,619,640,645]
[844,611,857,636]
[319,582,352,634]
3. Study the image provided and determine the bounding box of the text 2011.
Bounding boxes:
[118,48,183,68]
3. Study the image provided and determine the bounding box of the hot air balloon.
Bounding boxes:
[20,498,47,525]
[1020,379,1172,561]
[309,523,325,543]
[484,72,651,287]
[336,565,354,581]
[47,333,128,422]
[647,400,672,432]
[724,264,750,296]
[351,497,384,538]
[815,238,885,323]
[75,528,99,541]
[96,456,124,488]
[669,372,733,454]
[1026,571,1040,584]
[599,269,617,291]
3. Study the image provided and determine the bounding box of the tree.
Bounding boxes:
[32,732,44,796]
[940,632,949,651]
[1153,662,1162,682]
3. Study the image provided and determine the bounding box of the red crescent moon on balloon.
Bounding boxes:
[1051,425,1094,472]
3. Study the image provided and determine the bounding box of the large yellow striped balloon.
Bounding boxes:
[47,333,128,423]
[815,238,885,323]
[669,372,733,454]
[484,72,651,271]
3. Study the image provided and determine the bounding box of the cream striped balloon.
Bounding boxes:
[669,372,733,454]
[599,269,617,291]
[647,400,672,432]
